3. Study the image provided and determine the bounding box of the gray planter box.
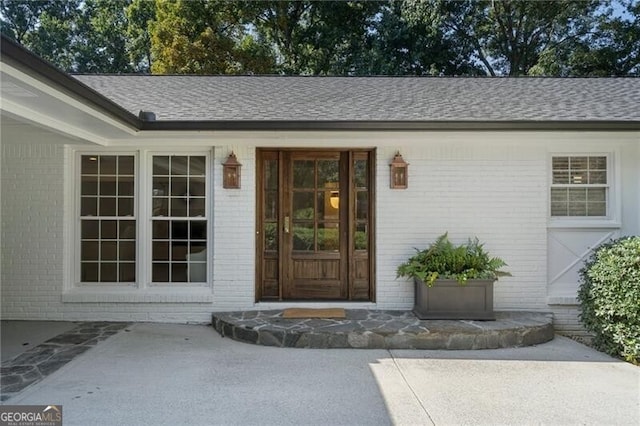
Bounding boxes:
[413,278,496,320]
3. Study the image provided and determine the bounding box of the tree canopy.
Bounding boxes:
[1,0,638,76]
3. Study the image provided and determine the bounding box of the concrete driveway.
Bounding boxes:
[5,323,639,426]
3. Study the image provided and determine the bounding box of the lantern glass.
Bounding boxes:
[222,152,242,189]
[389,153,408,189]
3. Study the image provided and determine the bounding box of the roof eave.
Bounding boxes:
[139,120,640,132]
[1,35,141,130]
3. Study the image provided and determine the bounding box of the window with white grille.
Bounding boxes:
[550,156,608,217]
[79,155,136,283]
[151,155,207,283]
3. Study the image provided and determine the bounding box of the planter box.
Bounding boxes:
[413,278,495,320]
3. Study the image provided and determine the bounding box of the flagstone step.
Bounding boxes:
[211,310,554,350]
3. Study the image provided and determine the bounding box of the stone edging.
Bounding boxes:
[1,322,130,402]
[212,310,554,350]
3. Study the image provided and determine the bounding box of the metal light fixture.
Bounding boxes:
[389,152,408,189]
[222,151,242,189]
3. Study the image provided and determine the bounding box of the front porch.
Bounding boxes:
[212,310,554,349]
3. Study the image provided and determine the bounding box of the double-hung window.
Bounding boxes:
[80,155,136,283]
[550,155,608,218]
[151,155,207,283]
[76,152,209,287]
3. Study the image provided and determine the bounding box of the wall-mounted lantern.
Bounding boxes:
[389,152,408,189]
[222,151,242,189]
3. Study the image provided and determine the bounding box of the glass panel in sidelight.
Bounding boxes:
[354,159,368,189]
[265,160,278,190]
[264,191,278,220]
[356,192,368,220]
[264,222,278,251]
[355,223,368,251]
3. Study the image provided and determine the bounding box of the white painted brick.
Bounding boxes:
[2,132,639,322]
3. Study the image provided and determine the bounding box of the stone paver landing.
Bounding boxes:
[212,310,554,349]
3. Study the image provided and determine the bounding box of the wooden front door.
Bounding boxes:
[256,149,374,301]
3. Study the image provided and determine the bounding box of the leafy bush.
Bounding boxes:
[578,236,640,364]
[396,233,511,286]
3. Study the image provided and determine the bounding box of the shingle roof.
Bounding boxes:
[74,75,639,122]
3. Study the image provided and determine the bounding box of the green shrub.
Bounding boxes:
[396,233,511,286]
[578,236,640,364]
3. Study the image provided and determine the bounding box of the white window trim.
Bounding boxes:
[547,151,621,229]
[64,146,214,301]
[144,149,213,288]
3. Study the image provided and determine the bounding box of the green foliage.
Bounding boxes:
[578,236,640,364]
[126,0,156,72]
[396,233,511,286]
[1,0,637,76]
[404,0,601,76]
[150,0,275,74]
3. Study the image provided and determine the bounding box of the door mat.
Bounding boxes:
[282,308,346,319]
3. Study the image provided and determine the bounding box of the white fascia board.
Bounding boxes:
[1,62,137,137]
[1,98,109,145]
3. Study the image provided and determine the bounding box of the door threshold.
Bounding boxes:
[255,301,377,309]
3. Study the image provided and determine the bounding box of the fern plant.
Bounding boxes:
[396,233,511,286]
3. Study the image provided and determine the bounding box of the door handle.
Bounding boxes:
[284,216,290,234]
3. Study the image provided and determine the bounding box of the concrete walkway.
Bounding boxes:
[1,320,77,362]
[5,323,639,426]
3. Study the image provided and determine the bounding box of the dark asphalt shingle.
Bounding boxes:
[73,75,640,122]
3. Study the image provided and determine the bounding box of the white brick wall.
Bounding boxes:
[549,305,591,337]
[2,128,638,332]
[376,142,548,310]
[1,142,66,320]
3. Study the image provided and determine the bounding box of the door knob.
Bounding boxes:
[284,216,290,234]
